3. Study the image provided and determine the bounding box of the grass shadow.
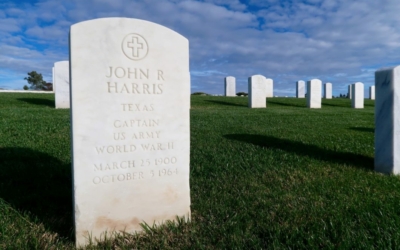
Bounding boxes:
[321,102,349,108]
[224,134,373,171]
[17,98,54,107]
[0,147,73,241]
[267,100,306,108]
[349,127,374,133]
[205,100,247,107]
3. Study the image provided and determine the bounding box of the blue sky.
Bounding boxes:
[1,0,400,96]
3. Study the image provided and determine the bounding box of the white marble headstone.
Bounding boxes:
[307,79,322,108]
[324,82,332,99]
[248,75,267,108]
[351,82,364,108]
[224,76,236,96]
[266,78,273,98]
[296,80,305,98]
[54,61,70,109]
[375,66,400,174]
[369,86,375,100]
[348,84,352,99]
[70,18,191,246]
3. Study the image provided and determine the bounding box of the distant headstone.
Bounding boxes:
[224,76,236,96]
[351,82,364,108]
[348,84,352,99]
[324,82,332,99]
[375,66,400,174]
[369,86,375,100]
[266,78,273,98]
[296,80,305,98]
[54,61,70,109]
[70,18,191,246]
[307,79,322,108]
[52,67,55,92]
[248,75,267,108]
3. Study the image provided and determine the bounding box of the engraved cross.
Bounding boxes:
[127,36,143,58]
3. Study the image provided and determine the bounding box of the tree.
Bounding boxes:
[23,85,28,90]
[236,92,248,96]
[24,71,46,90]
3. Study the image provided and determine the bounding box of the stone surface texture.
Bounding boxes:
[54,61,70,109]
[324,82,332,99]
[224,76,236,96]
[307,79,322,108]
[375,66,400,174]
[370,86,375,100]
[70,18,191,247]
[296,80,305,98]
[351,82,364,108]
[266,78,273,98]
[248,75,267,108]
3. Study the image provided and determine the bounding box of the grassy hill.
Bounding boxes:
[1,93,399,249]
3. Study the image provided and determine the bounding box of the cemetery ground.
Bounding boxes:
[1,93,400,249]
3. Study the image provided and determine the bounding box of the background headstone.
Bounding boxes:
[351,82,364,108]
[296,80,305,98]
[266,78,273,98]
[307,79,322,108]
[248,75,267,108]
[224,76,236,96]
[348,84,352,99]
[70,18,191,246]
[52,67,55,92]
[370,86,375,100]
[324,82,332,99]
[54,61,70,109]
[375,66,400,174]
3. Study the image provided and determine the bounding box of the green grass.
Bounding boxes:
[1,93,400,249]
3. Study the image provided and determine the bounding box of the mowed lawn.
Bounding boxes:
[1,93,400,249]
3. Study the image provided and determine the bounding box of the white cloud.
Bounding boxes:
[0,0,400,95]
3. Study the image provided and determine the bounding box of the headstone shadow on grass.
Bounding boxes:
[0,147,73,241]
[17,98,55,108]
[267,100,306,108]
[224,134,373,171]
[321,101,349,108]
[205,100,247,107]
[348,127,374,133]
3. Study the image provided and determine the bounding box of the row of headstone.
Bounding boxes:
[348,84,375,100]
[295,81,374,100]
[47,18,194,247]
[297,80,332,100]
[223,67,400,183]
[225,76,273,98]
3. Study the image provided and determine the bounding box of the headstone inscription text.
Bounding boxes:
[70,18,191,247]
